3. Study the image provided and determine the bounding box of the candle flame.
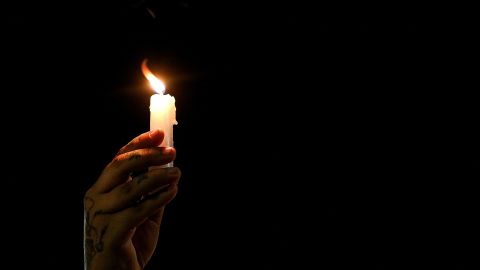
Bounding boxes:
[141,59,165,94]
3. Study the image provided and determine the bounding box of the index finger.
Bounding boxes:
[89,129,165,193]
[116,129,164,156]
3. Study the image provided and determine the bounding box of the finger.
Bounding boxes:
[113,185,178,234]
[100,167,181,212]
[116,129,165,156]
[147,208,165,227]
[93,147,176,193]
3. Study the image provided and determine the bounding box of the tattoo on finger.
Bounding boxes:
[136,174,149,184]
[128,154,142,161]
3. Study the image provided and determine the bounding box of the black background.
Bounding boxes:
[2,1,474,269]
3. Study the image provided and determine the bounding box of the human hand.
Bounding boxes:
[84,130,181,270]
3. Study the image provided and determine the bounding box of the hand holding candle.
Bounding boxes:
[141,59,178,167]
[83,130,180,270]
[82,60,180,270]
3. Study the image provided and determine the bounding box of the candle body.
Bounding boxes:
[150,93,177,167]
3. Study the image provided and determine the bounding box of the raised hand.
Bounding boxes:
[84,129,181,270]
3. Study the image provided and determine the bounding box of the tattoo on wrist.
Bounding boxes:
[84,196,108,269]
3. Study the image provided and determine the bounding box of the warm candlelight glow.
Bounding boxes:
[141,58,177,167]
[141,59,166,94]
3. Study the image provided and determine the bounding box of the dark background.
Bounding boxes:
[2,1,474,269]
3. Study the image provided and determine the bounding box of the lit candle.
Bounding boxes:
[141,59,178,167]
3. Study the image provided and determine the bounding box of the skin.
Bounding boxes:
[84,129,181,270]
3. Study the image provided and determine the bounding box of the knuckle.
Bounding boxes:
[84,194,97,211]
[116,146,126,156]
[108,156,122,168]
[107,153,129,168]
[84,188,94,198]
[133,137,141,144]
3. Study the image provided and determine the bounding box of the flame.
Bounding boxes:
[141,59,165,94]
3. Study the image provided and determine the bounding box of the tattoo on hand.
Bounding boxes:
[136,174,149,184]
[84,196,108,268]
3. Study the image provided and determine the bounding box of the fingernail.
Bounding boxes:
[149,129,161,139]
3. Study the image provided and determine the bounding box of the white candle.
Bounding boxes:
[142,59,178,167]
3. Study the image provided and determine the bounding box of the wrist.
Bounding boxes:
[86,250,140,270]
